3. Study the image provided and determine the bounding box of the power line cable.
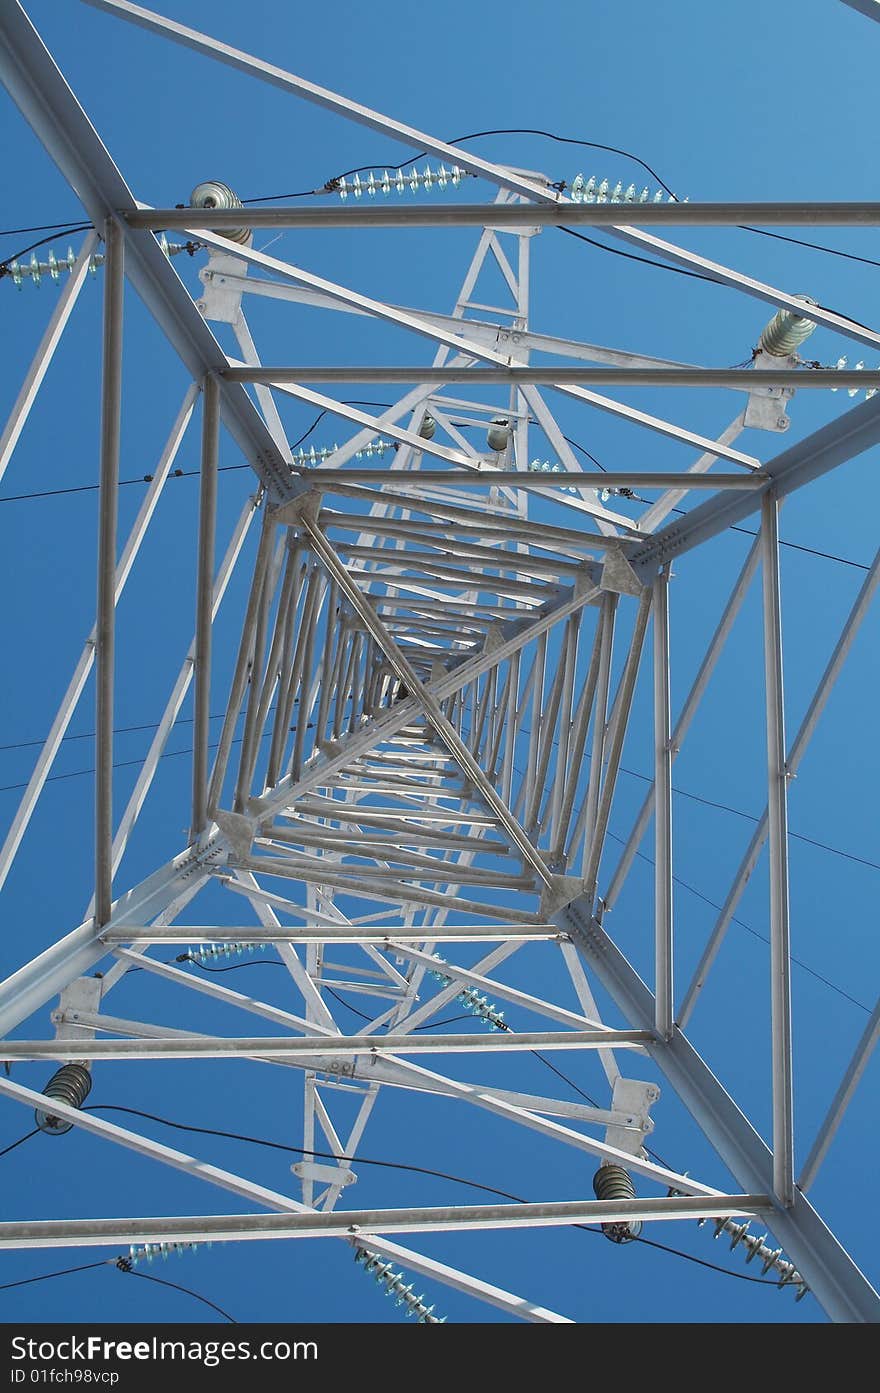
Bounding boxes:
[116,1264,237,1323]
[80,1105,778,1289]
[0,220,94,238]
[0,1127,40,1157]
[0,1261,110,1293]
[559,224,723,285]
[0,226,93,273]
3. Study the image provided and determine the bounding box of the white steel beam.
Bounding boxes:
[653,569,673,1039]
[94,216,123,927]
[0,1194,770,1249]
[761,494,794,1207]
[129,201,880,229]
[191,374,219,837]
[1,1029,652,1061]
[358,1236,572,1323]
[798,994,880,1192]
[226,365,880,391]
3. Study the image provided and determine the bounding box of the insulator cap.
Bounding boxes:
[418,413,436,440]
[758,296,818,357]
[189,181,251,246]
[487,417,511,452]
[592,1162,643,1244]
[34,1062,92,1135]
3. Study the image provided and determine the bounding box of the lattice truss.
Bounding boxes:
[0,0,878,1324]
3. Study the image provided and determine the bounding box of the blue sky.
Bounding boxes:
[0,0,877,1324]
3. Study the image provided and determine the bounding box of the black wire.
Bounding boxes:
[558,225,723,285]
[322,984,373,1022]
[0,227,93,273]
[529,1052,599,1107]
[181,955,284,975]
[816,304,876,333]
[0,462,249,506]
[615,761,880,872]
[668,506,872,572]
[328,128,678,198]
[83,1104,535,1203]
[0,711,231,756]
[117,1265,237,1323]
[80,1106,780,1290]
[240,188,316,205]
[631,1233,781,1285]
[0,1127,40,1157]
[0,728,291,796]
[0,221,94,238]
[742,225,880,271]
[0,1261,110,1293]
[604,828,871,1014]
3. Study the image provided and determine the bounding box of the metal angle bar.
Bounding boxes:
[191,373,220,837]
[103,924,554,944]
[653,570,673,1039]
[0,383,198,896]
[629,393,880,568]
[637,413,748,534]
[558,940,620,1088]
[112,948,336,1037]
[225,366,880,390]
[608,224,880,357]
[0,232,98,486]
[129,202,880,229]
[81,0,553,202]
[230,310,292,459]
[207,512,275,812]
[798,993,880,1192]
[557,900,880,1322]
[0,840,218,1037]
[2,1030,653,1061]
[361,1051,724,1195]
[0,1194,770,1249]
[355,1236,571,1323]
[840,0,880,19]
[761,496,794,1207]
[262,547,305,786]
[582,590,652,901]
[236,541,287,804]
[192,268,816,388]
[547,616,580,841]
[230,869,342,1034]
[604,533,762,911]
[677,539,880,1026]
[94,216,124,927]
[232,856,541,924]
[0,1073,315,1215]
[0,2,291,497]
[582,595,616,859]
[311,469,767,490]
[387,944,605,1031]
